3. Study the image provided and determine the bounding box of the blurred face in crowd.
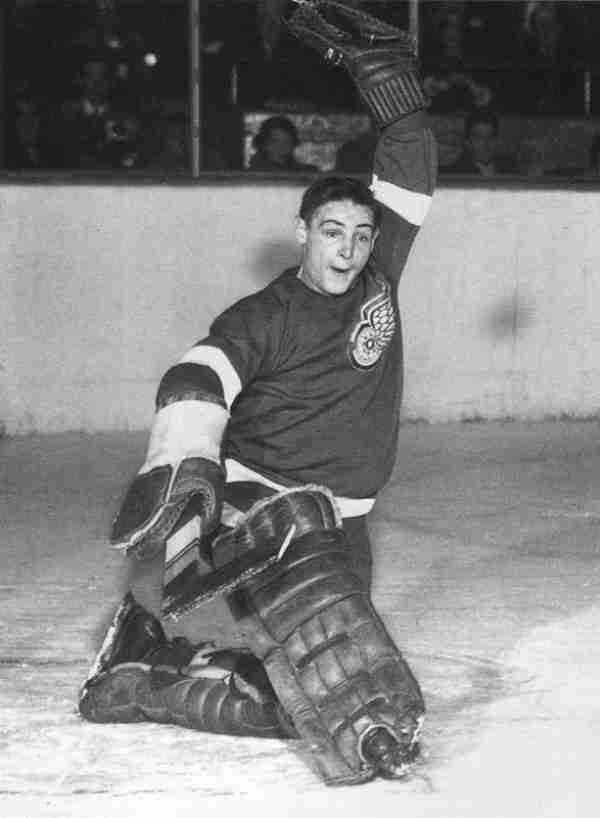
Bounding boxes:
[531,1,560,54]
[467,122,497,166]
[440,12,463,57]
[296,199,378,296]
[17,114,40,147]
[262,127,296,166]
[164,122,187,158]
[81,60,110,102]
[532,2,559,33]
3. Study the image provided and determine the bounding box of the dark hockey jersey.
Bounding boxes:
[168,115,438,504]
[196,264,401,498]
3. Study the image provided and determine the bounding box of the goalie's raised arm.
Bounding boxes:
[287,1,437,287]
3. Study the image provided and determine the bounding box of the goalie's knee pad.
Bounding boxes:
[195,486,425,785]
[242,528,424,784]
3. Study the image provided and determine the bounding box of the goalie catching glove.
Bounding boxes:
[286,0,427,128]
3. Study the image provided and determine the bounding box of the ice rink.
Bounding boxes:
[1,420,599,818]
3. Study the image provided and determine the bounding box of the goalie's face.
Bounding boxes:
[296,199,378,296]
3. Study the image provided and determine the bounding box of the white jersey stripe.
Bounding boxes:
[225,458,376,519]
[371,174,432,227]
[141,400,228,473]
[180,344,242,409]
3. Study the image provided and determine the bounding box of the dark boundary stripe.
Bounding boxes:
[157,362,226,409]
[295,633,351,671]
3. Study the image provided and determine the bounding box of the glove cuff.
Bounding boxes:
[361,70,428,128]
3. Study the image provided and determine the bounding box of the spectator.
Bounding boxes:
[249,116,318,172]
[443,110,518,175]
[146,117,190,172]
[54,57,115,169]
[421,2,493,114]
[99,107,145,170]
[516,138,547,177]
[144,116,227,172]
[523,1,567,60]
[7,94,48,170]
[517,1,582,115]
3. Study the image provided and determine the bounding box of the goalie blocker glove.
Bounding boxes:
[287,0,427,128]
[110,362,228,559]
[110,453,224,560]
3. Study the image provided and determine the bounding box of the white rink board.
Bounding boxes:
[1,181,600,433]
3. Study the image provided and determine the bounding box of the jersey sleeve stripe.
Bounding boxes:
[140,400,229,473]
[157,362,226,409]
[371,173,432,227]
[180,344,242,409]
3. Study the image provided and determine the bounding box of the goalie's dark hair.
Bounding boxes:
[299,175,381,230]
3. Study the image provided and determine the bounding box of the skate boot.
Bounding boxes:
[78,591,197,721]
[78,593,296,738]
[81,592,178,684]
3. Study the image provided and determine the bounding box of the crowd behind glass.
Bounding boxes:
[5,0,600,177]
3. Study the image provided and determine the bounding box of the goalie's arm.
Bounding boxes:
[286,0,438,287]
[369,114,437,289]
[110,353,237,557]
[110,294,275,557]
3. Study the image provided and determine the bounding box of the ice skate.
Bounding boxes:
[81,591,169,690]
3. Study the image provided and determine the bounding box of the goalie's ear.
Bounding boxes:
[295,216,309,247]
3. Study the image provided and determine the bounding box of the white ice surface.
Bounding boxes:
[1,422,599,818]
